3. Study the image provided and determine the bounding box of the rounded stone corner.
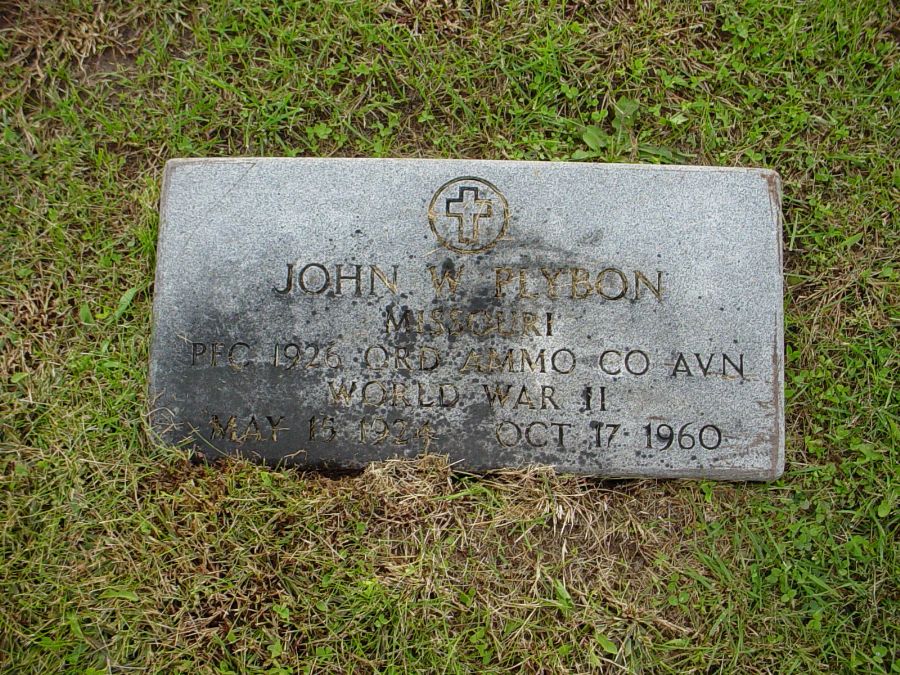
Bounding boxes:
[759,168,783,193]
[766,461,785,482]
[162,157,195,176]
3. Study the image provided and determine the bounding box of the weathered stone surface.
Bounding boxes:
[149,158,784,480]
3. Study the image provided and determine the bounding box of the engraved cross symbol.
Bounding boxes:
[445,186,494,245]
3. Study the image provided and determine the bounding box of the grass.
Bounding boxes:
[1,0,897,671]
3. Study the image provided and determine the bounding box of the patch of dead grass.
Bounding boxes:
[1,1,149,93]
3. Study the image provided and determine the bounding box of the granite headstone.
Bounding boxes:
[149,158,784,480]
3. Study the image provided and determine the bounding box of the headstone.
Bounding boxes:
[149,158,784,480]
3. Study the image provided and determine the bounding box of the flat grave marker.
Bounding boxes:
[149,158,784,480]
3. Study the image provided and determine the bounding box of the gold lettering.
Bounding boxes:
[540,386,559,410]
[522,311,540,336]
[448,308,464,336]
[209,415,238,441]
[242,416,263,441]
[417,383,435,407]
[391,382,411,407]
[385,308,413,335]
[362,381,388,405]
[364,345,388,369]
[420,346,440,371]
[495,267,514,298]
[429,308,445,335]
[486,348,515,373]
[439,384,459,407]
[596,268,628,300]
[459,350,481,373]
[370,265,399,295]
[266,416,285,442]
[482,383,512,408]
[570,268,592,299]
[467,310,493,336]
[517,269,537,298]
[428,264,465,295]
[394,346,412,370]
[634,270,663,301]
[515,386,535,409]
[335,264,362,296]
[327,380,357,405]
[496,311,516,337]
[520,349,546,373]
[540,268,563,299]
[309,415,336,441]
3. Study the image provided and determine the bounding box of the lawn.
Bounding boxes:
[1,0,897,672]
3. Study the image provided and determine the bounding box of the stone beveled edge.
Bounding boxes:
[148,158,786,481]
[765,168,785,481]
